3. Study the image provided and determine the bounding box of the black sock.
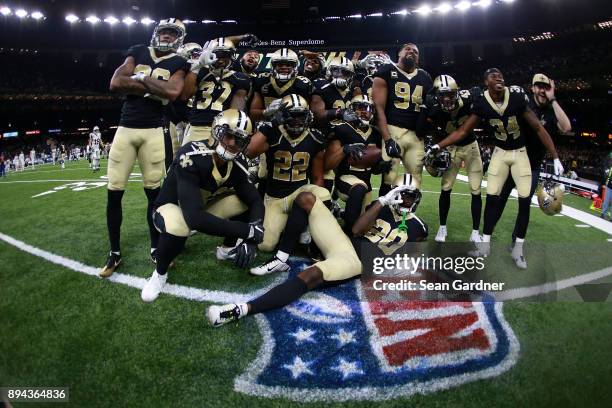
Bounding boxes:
[145,188,161,250]
[379,182,392,197]
[483,194,500,236]
[344,185,368,235]
[248,277,308,315]
[277,201,309,254]
[156,233,187,275]
[107,190,125,253]
[439,189,451,226]
[324,179,334,194]
[163,123,174,172]
[257,178,267,199]
[514,197,531,240]
[494,178,514,227]
[471,193,482,231]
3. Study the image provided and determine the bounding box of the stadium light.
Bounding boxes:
[474,0,492,7]
[183,19,196,24]
[367,12,383,17]
[455,1,472,11]
[15,8,27,18]
[30,11,44,20]
[221,19,237,23]
[391,9,409,16]
[0,7,11,16]
[122,16,136,26]
[202,19,216,23]
[86,15,100,24]
[323,16,341,20]
[140,17,154,25]
[414,5,432,16]
[65,14,79,23]
[436,3,452,14]
[501,0,515,2]
[104,16,119,25]
[347,14,362,19]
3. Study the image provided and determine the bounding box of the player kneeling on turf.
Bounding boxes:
[206,174,426,327]
[141,109,264,302]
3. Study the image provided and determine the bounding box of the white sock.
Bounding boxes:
[472,229,479,235]
[515,238,525,243]
[439,225,447,231]
[111,251,120,256]
[238,303,249,317]
[150,248,156,254]
[482,235,491,243]
[276,251,289,263]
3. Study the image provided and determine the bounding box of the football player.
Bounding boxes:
[417,75,483,243]
[206,174,424,327]
[89,126,104,172]
[373,42,433,192]
[494,73,572,242]
[231,49,261,77]
[324,95,386,234]
[29,148,36,170]
[141,109,264,302]
[299,50,326,81]
[100,18,190,278]
[358,53,391,99]
[181,38,251,145]
[241,94,330,274]
[425,68,564,268]
[59,144,66,169]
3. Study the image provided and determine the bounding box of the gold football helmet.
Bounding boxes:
[150,18,186,52]
[279,94,312,137]
[537,179,564,215]
[270,48,299,81]
[433,74,459,112]
[211,109,253,161]
[206,37,237,75]
[349,94,374,126]
[424,149,451,177]
[393,173,422,213]
[326,56,355,89]
[178,42,202,63]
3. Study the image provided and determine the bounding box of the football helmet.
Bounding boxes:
[150,18,186,52]
[537,178,564,215]
[393,173,422,213]
[270,48,299,81]
[349,94,374,127]
[206,37,237,76]
[424,148,451,177]
[211,109,253,161]
[178,42,202,63]
[279,94,313,137]
[433,75,459,112]
[364,54,391,75]
[326,56,355,89]
[93,126,100,133]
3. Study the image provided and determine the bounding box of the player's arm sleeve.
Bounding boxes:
[176,166,251,239]
[234,175,265,222]
[415,107,430,140]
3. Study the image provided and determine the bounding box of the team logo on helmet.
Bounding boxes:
[150,18,186,52]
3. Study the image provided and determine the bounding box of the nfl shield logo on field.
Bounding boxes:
[234,261,520,402]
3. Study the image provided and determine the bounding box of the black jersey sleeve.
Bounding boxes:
[124,44,145,58]
[233,72,252,92]
[234,175,265,222]
[372,63,392,81]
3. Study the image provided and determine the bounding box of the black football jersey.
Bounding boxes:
[156,141,251,206]
[188,69,251,126]
[254,73,313,107]
[361,75,374,99]
[258,123,325,198]
[313,79,355,110]
[423,89,476,146]
[164,100,189,124]
[525,95,558,166]
[471,86,530,151]
[374,64,433,130]
[120,45,189,128]
[330,121,382,190]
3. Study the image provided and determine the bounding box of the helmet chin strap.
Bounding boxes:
[215,144,237,161]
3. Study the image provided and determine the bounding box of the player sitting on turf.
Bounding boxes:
[206,173,426,327]
[140,109,264,302]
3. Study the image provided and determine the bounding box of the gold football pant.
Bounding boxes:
[309,198,362,281]
[381,125,424,188]
[107,126,165,190]
[442,140,483,194]
[182,124,213,145]
[154,194,248,237]
[487,146,532,198]
[260,184,331,252]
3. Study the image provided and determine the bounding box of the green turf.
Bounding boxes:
[1,160,611,407]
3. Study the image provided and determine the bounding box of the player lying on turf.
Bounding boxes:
[206,174,427,327]
[140,109,264,302]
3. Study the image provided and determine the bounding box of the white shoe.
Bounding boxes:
[141,270,167,302]
[469,230,482,243]
[299,227,312,245]
[207,303,246,327]
[216,242,241,260]
[435,226,447,243]
[468,241,490,258]
[250,256,290,276]
[511,245,528,269]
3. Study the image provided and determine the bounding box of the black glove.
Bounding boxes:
[231,240,257,268]
[340,109,360,123]
[342,143,366,161]
[385,138,402,158]
[242,34,259,47]
[371,159,393,175]
[247,221,265,244]
[272,107,291,127]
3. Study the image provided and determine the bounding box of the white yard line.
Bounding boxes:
[0,179,142,184]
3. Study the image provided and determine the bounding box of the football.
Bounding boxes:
[348,145,382,169]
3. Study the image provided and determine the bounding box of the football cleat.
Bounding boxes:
[469,230,482,243]
[207,303,246,327]
[141,270,168,302]
[435,226,447,243]
[100,252,122,278]
[511,245,528,269]
[216,243,240,260]
[250,256,291,276]
[468,241,490,258]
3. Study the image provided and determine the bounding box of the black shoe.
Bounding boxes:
[100,252,122,278]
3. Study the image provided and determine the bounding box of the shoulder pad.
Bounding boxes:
[329,119,344,127]
[309,129,326,144]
